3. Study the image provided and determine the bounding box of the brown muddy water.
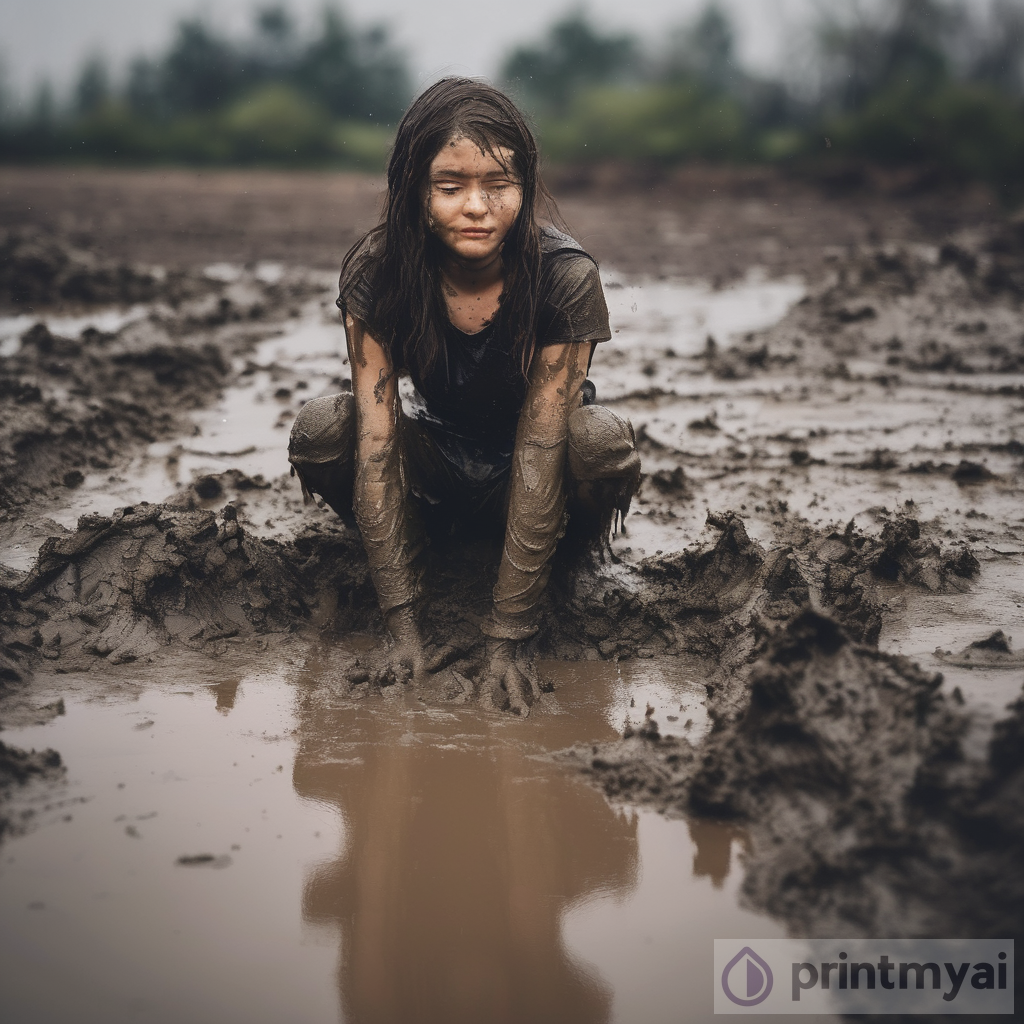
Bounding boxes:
[2,244,1022,1021]
[0,655,816,1024]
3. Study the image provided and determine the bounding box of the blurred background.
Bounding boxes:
[0,0,1022,199]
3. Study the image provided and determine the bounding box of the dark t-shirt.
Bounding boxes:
[337,226,611,483]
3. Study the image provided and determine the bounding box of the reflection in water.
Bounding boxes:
[0,660,783,1024]
[293,663,641,1024]
[210,675,241,713]
[688,818,743,890]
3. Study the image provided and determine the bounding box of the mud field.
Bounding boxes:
[1,167,1022,1023]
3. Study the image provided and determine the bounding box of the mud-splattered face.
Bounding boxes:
[425,136,522,263]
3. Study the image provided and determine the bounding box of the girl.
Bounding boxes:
[289,78,640,712]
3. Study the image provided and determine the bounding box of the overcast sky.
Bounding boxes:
[0,0,998,99]
[0,0,827,96]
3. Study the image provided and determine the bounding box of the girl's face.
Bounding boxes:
[425,136,523,264]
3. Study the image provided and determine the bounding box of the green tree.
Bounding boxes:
[295,6,409,121]
[161,19,242,114]
[817,0,956,112]
[662,4,737,91]
[502,10,637,111]
[968,0,1024,95]
[75,56,111,116]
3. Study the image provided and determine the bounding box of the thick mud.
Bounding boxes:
[571,611,1023,942]
[1,174,1023,1018]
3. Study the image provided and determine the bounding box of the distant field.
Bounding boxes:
[0,164,1005,281]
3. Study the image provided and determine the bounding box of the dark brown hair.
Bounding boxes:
[339,77,559,380]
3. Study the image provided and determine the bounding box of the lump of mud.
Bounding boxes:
[722,231,1024,377]
[645,465,690,498]
[936,630,1024,669]
[688,610,962,819]
[952,459,996,484]
[0,739,65,840]
[176,853,232,868]
[841,514,979,592]
[0,229,201,308]
[0,498,383,684]
[637,512,766,617]
[577,605,1024,939]
[549,508,888,664]
[689,611,1024,938]
[0,739,62,789]
[0,503,304,676]
[171,470,273,508]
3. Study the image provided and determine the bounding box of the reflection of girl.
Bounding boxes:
[289,78,640,711]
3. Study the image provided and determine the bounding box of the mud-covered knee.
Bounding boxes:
[567,405,641,482]
[289,393,356,511]
[288,392,355,467]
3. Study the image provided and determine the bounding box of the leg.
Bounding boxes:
[288,393,356,520]
[288,393,456,526]
[565,404,641,550]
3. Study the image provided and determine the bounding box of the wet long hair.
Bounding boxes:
[339,77,559,381]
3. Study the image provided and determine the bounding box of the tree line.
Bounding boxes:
[1,1,1022,197]
[0,5,408,168]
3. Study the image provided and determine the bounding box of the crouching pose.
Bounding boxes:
[289,78,640,711]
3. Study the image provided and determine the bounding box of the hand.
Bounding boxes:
[345,605,427,689]
[474,639,549,716]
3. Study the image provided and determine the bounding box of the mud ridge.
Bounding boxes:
[1,498,981,690]
[568,609,1024,948]
[714,224,1024,379]
[0,498,386,686]
[0,228,205,308]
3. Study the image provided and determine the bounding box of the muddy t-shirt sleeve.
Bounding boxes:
[536,255,611,348]
[336,247,376,324]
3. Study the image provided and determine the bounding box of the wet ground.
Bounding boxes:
[0,656,800,1024]
[1,169,1022,1021]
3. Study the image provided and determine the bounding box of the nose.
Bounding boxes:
[463,185,488,217]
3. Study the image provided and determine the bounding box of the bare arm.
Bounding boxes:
[344,314,423,633]
[484,341,590,640]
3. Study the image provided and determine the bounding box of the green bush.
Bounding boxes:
[69,103,153,159]
[7,85,396,169]
[330,120,394,170]
[221,84,333,163]
[825,80,1024,188]
[539,83,747,163]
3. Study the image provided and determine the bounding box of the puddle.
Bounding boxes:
[0,305,153,357]
[0,655,820,1024]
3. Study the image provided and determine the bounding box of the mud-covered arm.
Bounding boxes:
[344,314,423,627]
[484,341,590,640]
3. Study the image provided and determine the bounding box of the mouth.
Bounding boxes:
[459,228,493,239]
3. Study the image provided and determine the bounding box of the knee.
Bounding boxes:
[288,392,355,468]
[567,405,641,482]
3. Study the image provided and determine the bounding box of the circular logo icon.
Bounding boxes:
[722,946,774,1006]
